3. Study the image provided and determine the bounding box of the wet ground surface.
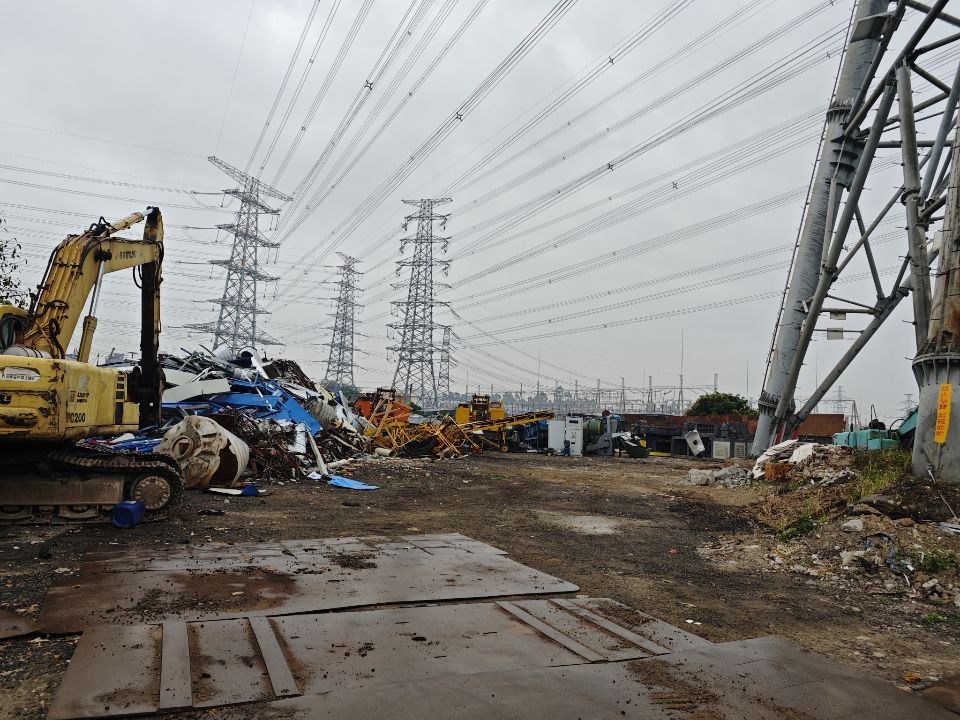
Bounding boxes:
[1,453,958,718]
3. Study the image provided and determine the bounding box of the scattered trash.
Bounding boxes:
[841,518,864,533]
[327,475,379,491]
[751,439,799,480]
[206,484,263,497]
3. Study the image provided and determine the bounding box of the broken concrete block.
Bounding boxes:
[841,518,864,533]
[714,465,750,487]
[685,469,715,486]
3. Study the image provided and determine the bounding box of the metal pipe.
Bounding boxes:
[846,1,905,137]
[786,290,909,433]
[898,63,934,349]
[915,30,960,56]
[753,0,894,454]
[921,61,960,200]
[910,62,953,93]
[774,79,897,423]
[845,0,950,136]
[884,90,949,128]
[877,139,947,147]
[903,0,960,28]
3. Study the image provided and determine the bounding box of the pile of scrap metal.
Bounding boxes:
[352,389,555,458]
[123,348,375,487]
[353,388,479,458]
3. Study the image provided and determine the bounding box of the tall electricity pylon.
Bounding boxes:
[753,0,960,483]
[323,253,361,388]
[389,198,451,406]
[187,156,291,354]
[437,325,456,399]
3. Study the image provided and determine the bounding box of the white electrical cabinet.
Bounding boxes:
[547,420,565,453]
[564,417,583,456]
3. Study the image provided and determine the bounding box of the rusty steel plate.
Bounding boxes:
[0,608,37,639]
[206,637,960,720]
[49,599,953,720]
[47,598,671,719]
[40,534,578,633]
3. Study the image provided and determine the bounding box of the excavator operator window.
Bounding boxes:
[0,314,24,353]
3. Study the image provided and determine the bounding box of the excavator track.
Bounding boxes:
[0,444,184,524]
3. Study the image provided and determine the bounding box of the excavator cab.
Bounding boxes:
[0,209,182,523]
[0,308,28,353]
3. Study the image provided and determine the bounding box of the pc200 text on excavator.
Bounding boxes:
[0,208,183,523]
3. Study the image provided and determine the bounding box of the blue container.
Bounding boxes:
[111,500,146,529]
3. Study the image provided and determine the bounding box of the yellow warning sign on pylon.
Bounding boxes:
[934,384,952,444]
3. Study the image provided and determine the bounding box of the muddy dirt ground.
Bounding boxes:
[1,453,958,719]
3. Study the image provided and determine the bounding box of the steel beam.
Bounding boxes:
[772,79,898,434]
[844,0,950,136]
[753,0,892,455]
[921,61,960,201]
[786,290,908,434]
[898,63,935,349]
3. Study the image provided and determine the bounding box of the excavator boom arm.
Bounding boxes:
[21,209,163,360]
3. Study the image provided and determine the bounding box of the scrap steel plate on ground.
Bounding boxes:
[47,597,702,719]
[39,533,578,633]
[48,599,953,719]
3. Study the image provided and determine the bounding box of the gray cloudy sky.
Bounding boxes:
[2,0,954,422]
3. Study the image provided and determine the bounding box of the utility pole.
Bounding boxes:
[389,198,451,407]
[188,157,291,353]
[323,253,361,388]
[753,0,958,454]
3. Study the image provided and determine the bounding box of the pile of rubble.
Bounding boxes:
[699,441,960,612]
[684,464,752,487]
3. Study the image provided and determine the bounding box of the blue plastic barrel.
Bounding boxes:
[111,501,146,529]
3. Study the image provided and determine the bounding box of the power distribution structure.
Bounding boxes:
[437,325,456,399]
[389,198,452,406]
[323,253,362,388]
[188,156,291,354]
[752,0,960,483]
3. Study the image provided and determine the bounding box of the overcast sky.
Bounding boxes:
[2,0,956,422]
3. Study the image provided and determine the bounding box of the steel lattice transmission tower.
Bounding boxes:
[437,325,456,399]
[389,198,452,406]
[187,156,291,354]
[324,253,362,387]
[751,0,960,483]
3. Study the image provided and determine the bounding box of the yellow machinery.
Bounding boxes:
[453,394,506,424]
[0,208,183,522]
[460,410,554,452]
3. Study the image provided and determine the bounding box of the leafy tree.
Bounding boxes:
[686,392,758,417]
[0,218,25,305]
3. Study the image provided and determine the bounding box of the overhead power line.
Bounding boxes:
[267,0,580,305]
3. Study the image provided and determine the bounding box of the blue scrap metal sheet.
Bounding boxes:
[327,475,379,491]
[163,379,321,434]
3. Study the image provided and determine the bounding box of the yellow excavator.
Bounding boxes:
[0,207,183,522]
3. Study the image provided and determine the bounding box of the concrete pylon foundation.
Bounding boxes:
[912,116,960,483]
